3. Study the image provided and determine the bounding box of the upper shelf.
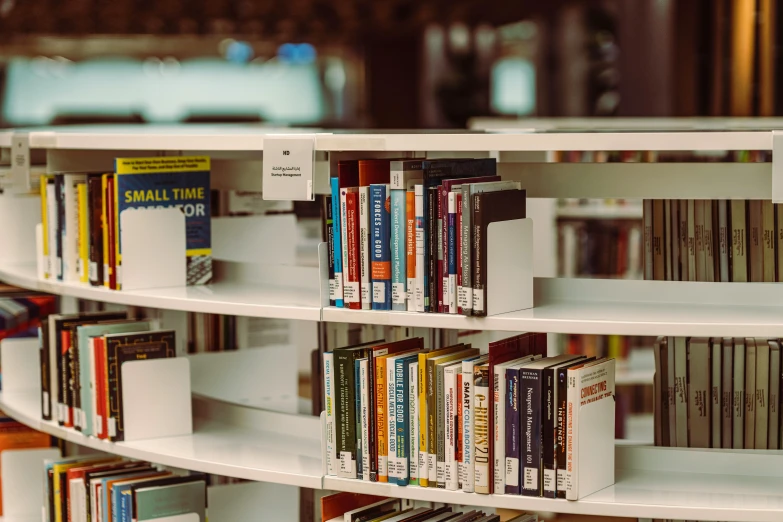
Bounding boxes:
[0,124,777,152]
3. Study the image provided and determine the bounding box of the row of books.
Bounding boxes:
[39,155,212,290]
[321,492,537,522]
[558,220,642,278]
[653,336,783,449]
[643,199,783,283]
[0,288,56,341]
[38,311,176,442]
[323,333,616,500]
[326,158,526,316]
[44,455,205,522]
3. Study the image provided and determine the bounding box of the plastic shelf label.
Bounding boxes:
[262,135,315,201]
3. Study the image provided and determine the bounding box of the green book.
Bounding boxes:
[134,481,207,522]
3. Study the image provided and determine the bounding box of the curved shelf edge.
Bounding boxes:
[0,391,323,489]
[0,263,322,322]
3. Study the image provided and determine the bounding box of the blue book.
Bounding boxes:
[390,188,406,311]
[370,183,391,310]
[395,354,419,486]
[355,357,363,480]
[330,177,344,307]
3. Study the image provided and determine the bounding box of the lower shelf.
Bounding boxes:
[0,391,323,489]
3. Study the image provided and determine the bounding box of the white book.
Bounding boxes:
[733,339,746,449]
[447,192,458,314]
[414,185,425,312]
[670,199,680,281]
[444,363,461,490]
[745,339,757,448]
[711,338,722,448]
[755,339,769,449]
[409,361,419,483]
[339,188,352,304]
[561,224,577,278]
[359,186,371,310]
[666,337,677,445]
[46,181,58,280]
[324,352,336,475]
[565,358,615,500]
[359,358,371,480]
[643,199,653,279]
[721,338,733,449]
[770,341,781,449]
[461,354,488,493]
[674,337,688,447]
[494,355,536,495]
[627,225,642,279]
[63,174,87,283]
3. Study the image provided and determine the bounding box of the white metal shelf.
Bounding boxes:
[0,263,322,321]
[0,391,323,489]
[556,204,643,220]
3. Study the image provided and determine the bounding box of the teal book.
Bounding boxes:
[134,480,207,522]
[114,156,211,287]
[395,354,419,486]
[127,475,207,522]
[390,160,423,312]
[76,320,151,437]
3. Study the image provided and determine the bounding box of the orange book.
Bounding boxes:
[0,422,52,515]
[375,355,389,482]
[405,190,416,312]
[320,492,386,522]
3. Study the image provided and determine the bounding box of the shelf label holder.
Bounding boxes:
[3,132,30,192]
[773,131,783,203]
[262,135,316,201]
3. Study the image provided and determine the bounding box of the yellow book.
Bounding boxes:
[52,457,115,522]
[113,175,121,290]
[101,174,110,288]
[417,344,466,487]
[40,175,51,279]
[77,183,89,283]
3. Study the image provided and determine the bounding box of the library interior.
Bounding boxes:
[0,1,781,522]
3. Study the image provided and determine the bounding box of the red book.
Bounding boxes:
[345,189,361,310]
[456,192,463,314]
[320,492,386,522]
[61,331,74,427]
[93,337,109,440]
[106,175,117,290]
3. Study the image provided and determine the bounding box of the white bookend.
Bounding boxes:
[485,218,533,316]
[2,448,61,517]
[121,357,192,441]
[565,358,615,500]
[359,186,371,309]
[323,352,336,475]
[0,338,40,394]
[119,207,186,291]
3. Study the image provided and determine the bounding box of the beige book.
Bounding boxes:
[643,199,653,280]
[686,200,697,280]
[687,338,710,448]
[762,200,775,282]
[674,337,688,447]
[733,338,745,449]
[664,200,672,281]
[666,336,677,445]
[755,339,770,449]
[731,200,748,282]
[694,200,706,281]
[710,338,721,448]
[670,200,680,281]
[770,341,781,449]
[744,339,756,448]
[777,204,783,282]
[652,200,666,280]
[679,200,690,281]
[748,200,763,282]
[704,201,716,282]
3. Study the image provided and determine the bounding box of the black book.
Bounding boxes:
[87,175,104,286]
[426,187,438,312]
[54,175,65,281]
[104,330,176,441]
[40,322,51,420]
[471,189,526,317]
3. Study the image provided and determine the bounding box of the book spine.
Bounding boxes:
[555,367,568,499]
[670,198,680,280]
[409,361,419,485]
[113,173,121,289]
[330,178,344,307]
[391,189,407,311]
[87,177,104,286]
[40,177,50,279]
[711,340,722,448]
[666,337,677,446]
[745,340,757,448]
[345,190,361,309]
[40,326,51,420]
[395,359,409,486]
[721,339,733,449]
[769,343,780,449]
[778,204,783,282]
[47,181,59,282]
[643,199,652,279]
[718,200,730,282]
[324,353,336,475]
[376,357,388,482]
[664,199,672,280]
[565,368,579,500]
[456,192,463,314]
[406,190,416,311]
[387,354,398,482]
[63,176,80,283]
[493,365,506,495]
[427,358,438,485]
[755,341,770,449]
[456,371,463,489]
[100,175,109,287]
[686,199,696,281]
[325,195,335,306]
[521,368,541,497]
[427,187,438,312]
[542,368,557,498]
[694,200,706,280]
[447,192,457,314]
[704,200,716,282]
[763,200,775,281]
[472,192,486,316]
[417,353,429,486]
[674,337,688,447]
[443,366,457,490]
[733,340,745,449]
[438,185,446,314]
[359,186,371,309]
[461,360,475,493]
[335,351,358,478]
[731,200,748,282]
[687,339,710,448]
[678,200,689,281]
[505,367,521,495]
[77,182,89,283]
[473,364,490,494]
[652,199,665,280]
[436,364,446,488]
[59,330,70,427]
[749,200,763,281]
[356,361,364,479]
[414,186,425,312]
[371,184,392,310]
[360,359,370,480]
[460,186,473,314]
[367,353,378,482]
[106,175,117,289]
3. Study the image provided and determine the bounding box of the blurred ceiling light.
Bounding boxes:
[277,43,317,64]
[225,40,254,63]
[143,57,163,76]
[449,23,470,53]
[324,60,346,91]
[0,0,13,18]
[218,38,236,56]
[161,57,181,76]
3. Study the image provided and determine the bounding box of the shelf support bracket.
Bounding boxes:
[772,131,783,203]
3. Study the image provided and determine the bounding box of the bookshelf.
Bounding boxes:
[2,122,783,521]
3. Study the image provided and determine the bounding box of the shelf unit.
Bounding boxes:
[2,122,783,522]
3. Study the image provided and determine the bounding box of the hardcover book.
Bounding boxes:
[371,183,392,310]
[330,175,344,307]
[114,156,211,288]
[133,480,207,522]
[87,176,105,286]
[687,338,710,448]
[749,200,763,282]
[461,354,488,493]
[473,363,491,494]
[359,160,391,310]
[745,338,757,448]
[652,199,665,280]
[769,340,781,449]
[755,338,770,449]
[721,338,734,449]
[733,338,745,449]
[730,200,748,282]
[390,160,423,312]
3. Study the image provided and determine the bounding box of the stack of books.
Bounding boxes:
[38,311,176,442]
[654,336,783,449]
[643,199,783,282]
[39,156,212,290]
[321,492,538,522]
[323,333,616,500]
[0,286,55,341]
[326,158,526,316]
[43,456,205,522]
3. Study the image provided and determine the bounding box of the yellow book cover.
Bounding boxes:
[40,175,51,279]
[52,456,115,522]
[101,174,110,288]
[375,355,388,482]
[77,183,89,283]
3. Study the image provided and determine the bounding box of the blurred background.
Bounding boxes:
[0,0,779,129]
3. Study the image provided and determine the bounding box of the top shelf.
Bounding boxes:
[0,124,778,152]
